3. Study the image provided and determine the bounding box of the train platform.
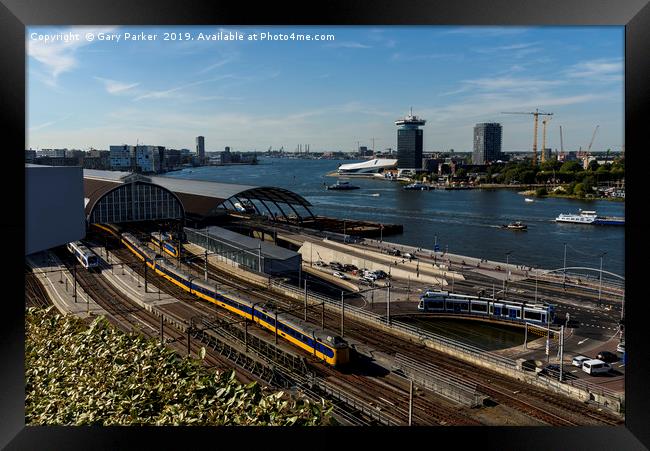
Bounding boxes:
[87,244,182,311]
[26,250,107,318]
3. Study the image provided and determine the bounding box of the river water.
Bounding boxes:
[165,157,625,276]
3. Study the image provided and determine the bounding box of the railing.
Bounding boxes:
[394,354,485,407]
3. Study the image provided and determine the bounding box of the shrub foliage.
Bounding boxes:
[25,308,333,426]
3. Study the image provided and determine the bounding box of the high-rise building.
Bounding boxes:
[472,123,502,164]
[395,108,426,170]
[196,136,205,163]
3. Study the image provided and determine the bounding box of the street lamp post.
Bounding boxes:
[505,251,512,297]
[535,266,538,302]
[598,252,606,307]
[563,243,567,287]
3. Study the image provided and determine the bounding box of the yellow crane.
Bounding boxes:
[502,109,554,166]
[541,116,552,163]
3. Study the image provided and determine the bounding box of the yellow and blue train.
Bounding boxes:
[118,231,350,366]
[150,232,180,258]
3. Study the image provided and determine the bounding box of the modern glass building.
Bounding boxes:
[395,108,426,170]
[472,123,503,164]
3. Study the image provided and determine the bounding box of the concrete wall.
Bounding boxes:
[25,165,85,255]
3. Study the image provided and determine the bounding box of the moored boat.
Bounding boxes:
[326,181,360,190]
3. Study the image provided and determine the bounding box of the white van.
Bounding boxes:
[582,359,612,375]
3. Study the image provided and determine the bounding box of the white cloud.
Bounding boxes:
[29,114,72,132]
[565,58,623,83]
[94,77,140,94]
[134,75,236,101]
[324,41,371,49]
[27,26,117,85]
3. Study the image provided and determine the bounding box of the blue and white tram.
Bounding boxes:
[418,290,554,326]
[66,241,99,270]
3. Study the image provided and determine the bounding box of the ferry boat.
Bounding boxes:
[403,182,430,191]
[326,181,360,190]
[525,198,534,203]
[502,221,528,231]
[555,210,624,226]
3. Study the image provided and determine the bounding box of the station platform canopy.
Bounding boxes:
[83,170,314,224]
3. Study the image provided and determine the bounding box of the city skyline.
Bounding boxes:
[28,26,623,153]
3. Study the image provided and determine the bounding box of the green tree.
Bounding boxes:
[560,161,582,173]
[588,160,600,171]
[536,187,548,196]
[573,183,585,197]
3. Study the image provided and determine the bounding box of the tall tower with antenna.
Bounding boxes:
[395,107,426,170]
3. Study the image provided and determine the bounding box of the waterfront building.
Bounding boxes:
[25,149,36,162]
[40,148,67,158]
[395,108,426,170]
[472,123,502,165]
[338,158,398,174]
[164,149,181,168]
[196,136,205,163]
[222,146,232,164]
[110,145,134,170]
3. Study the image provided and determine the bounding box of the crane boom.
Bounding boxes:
[501,109,553,166]
[587,125,600,153]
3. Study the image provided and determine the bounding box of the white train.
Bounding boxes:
[66,241,99,270]
[417,289,554,326]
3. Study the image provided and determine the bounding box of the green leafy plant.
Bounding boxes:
[25,307,334,426]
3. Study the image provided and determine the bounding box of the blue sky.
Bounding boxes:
[27,26,623,153]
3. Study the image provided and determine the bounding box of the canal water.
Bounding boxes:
[166,157,625,276]
[397,317,526,351]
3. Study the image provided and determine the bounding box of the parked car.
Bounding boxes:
[388,249,401,256]
[374,270,388,279]
[582,359,612,375]
[343,264,358,272]
[332,271,349,280]
[358,278,370,286]
[539,364,577,380]
[315,260,327,267]
[363,272,378,280]
[572,355,591,367]
[403,253,416,260]
[596,351,619,363]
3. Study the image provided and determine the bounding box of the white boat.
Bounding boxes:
[371,193,380,197]
[555,209,624,226]
[525,198,534,203]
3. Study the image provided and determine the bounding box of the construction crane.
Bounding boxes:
[586,125,600,154]
[502,109,553,166]
[560,125,564,154]
[541,116,552,163]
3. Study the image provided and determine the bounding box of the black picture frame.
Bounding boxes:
[2,0,648,449]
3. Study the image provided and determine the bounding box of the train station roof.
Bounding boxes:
[83,169,314,221]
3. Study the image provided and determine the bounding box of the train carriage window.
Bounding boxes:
[471,303,487,312]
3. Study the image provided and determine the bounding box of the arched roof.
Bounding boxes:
[83,173,185,223]
[83,170,314,222]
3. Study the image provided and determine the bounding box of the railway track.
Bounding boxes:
[25,266,53,310]
[96,231,623,426]
[181,248,623,426]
